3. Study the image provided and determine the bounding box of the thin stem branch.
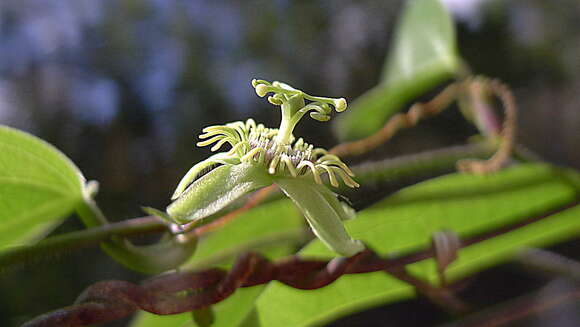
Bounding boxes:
[351,142,496,184]
[330,76,518,176]
[0,216,166,271]
[76,199,197,274]
[385,266,471,315]
[456,79,517,174]
[330,83,460,157]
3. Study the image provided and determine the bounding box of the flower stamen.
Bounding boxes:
[189,80,359,188]
[196,118,358,188]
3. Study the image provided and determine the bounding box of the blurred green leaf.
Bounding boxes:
[381,0,458,84]
[130,199,306,327]
[0,126,85,250]
[130,311,192,327]
[185,199,304,270]
[335,0,459,140]
[247,164,580,326]
[192,307,215,327]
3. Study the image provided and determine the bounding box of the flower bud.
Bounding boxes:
[255,84,269,97]
[334,98,347,112]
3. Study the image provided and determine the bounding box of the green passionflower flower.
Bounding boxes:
[166,79,364,256]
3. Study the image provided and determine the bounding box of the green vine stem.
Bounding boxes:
[352,142,496,185]
[0,216,165,271]
[0,181,196,274]
[74,198,198,274]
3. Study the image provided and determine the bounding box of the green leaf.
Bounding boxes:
[131,199,305,327]
[167,163,273,224]
[171,152,241,200]
[335,0,459,140]
[248,164,580,326]
[381,0,458,84]
[184,199,304,270]
[130,311,192,327]
[0,126,85,250]
[192,307,215,327]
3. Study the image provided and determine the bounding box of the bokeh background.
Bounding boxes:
[0,0,579,326]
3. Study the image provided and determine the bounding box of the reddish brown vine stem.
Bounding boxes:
[330,77,517,175]
[455,78,517,174]
[22,200,578,327]
[330,83,460,157]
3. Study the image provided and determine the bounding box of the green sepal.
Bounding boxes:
[167,162,273,224]
[172,153,241,200]
[275,178,364,257]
